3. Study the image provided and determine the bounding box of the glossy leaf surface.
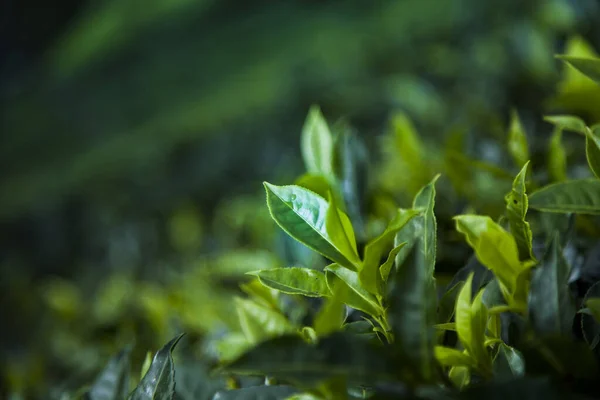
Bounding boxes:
[247,268,330,298]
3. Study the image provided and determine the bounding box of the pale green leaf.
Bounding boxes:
[377,243,406,290]
[505,161,535,261]
[528,179,600,214]
[325,264,382,317]
[129,334,184,400]
[301,106,334,176]
[448,366,470,389]
[264,183,360,269]
[556,55,600,84]
[543,115,587,134]
[507,110,530,168]
[247,268,330,298]
[434,346,475,368]
[235,298,293,344]
[528,233,575,335]
[548,127,568,182]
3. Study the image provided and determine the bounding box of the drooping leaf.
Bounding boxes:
[377,243,406,291]
[247,268,330,298]
[212,385,298,400]
[507,110,529,168]
[325,264,382,318]
[263,183,360,270]
[543,115,587,134]
[434,346,475,368]
[585,127,600,179]
[235,298,293,344]
[454,215,525,306]
[332,125,369,242]
[493,344,525,378]
[220,333,394,387]
[387,237,437,383]
[129,334,185,400]
[361,208,419,295]
[301,105,334,177]
[505,161,535,262]
[455,274,491,375]
[548,127,568,182]
[528,179,600,215]
[556,55,600,84]
[313,283,346,336]
[528,234,575,336]
[88,348,131,400]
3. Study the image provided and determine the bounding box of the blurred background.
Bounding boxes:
[3,0,600,397]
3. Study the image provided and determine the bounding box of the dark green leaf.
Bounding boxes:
[556,55,600,84]
[507,110,529,168]
[264,183,360,270]
[459,377,561,400]
[129,334,185,400]
[88,348,131,400]
[212,386,298,400]
[325,264,382,318]
[175,360,226,400]
[543,115,587,134]
[505,161,535,261]
[332,126,369,242]
[529,179,600,215]
[528,233,575,335]
[301,105,334,176]
[220,333,394,387]
[493,344,525,378]
[247,268,330,298]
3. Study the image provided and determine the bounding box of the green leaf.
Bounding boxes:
[454,215,524,306]
[434,346,475,368]
[263,183,360,269]
[543,115,587,134]
[332,126,369,242]
[528,179,600,214]
[301,105,334,176]
[548,128,568,182]
[556,55,600,84]
[361,208,419,295]
[455,274,491,374]
[507,110,530,168]
[129,334,185,400]
[505,161,535,262]
[585,127,600,179]
[325,264,382,317]
[247,268,330,298]
[213,386,299,400]
[295,174,335,201]
[448,366,470,389]
[220,333,394,387]
[88,348,131,400]
[437,281,464,324]
[377,243,406,291]
[387,237,437,383]
[528,233,575,335]
[493,343,525,378]
[313,284,346,336]
[140,352,152,382]
[235,298,293,344]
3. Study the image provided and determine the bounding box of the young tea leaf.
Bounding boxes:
[543,115,587,134]
[507,110,530,168]
[313,283,346,336]
[247,268,330,298]
[301,105,334,177]
[528,233,575,335]
[556,55,600,84]
[505,161,535,262]
[129,333,185,400]
[434,346,475,368]
[88,348,131,400]
[235,298,293,344]
[528,179,600,215]
[377,243,406,292]
[325,264,382,318]
[263,183,360,269]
